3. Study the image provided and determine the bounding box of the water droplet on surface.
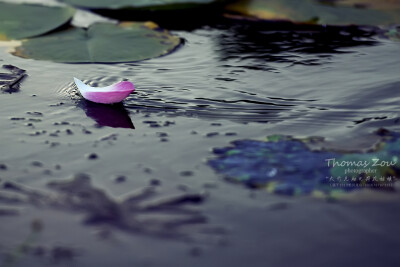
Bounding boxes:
[149,179,161,186]
[114,175,126,183]
[144,168,153,174]
[180,171,194,177]
[86,153,99,160]
[156,132,168,137]
[31,161,43,167]
[206,132,219,138]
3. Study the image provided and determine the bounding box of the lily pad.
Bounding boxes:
[0,2,75,40]
[208,130,400,196]
[12,22,182,63]
[59,0,223,10]
[225,0,400,26]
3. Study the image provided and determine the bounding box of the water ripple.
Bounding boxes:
[55,22,400,128]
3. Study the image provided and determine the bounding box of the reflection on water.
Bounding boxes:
[76,100,135,129]
[215,23,377,69]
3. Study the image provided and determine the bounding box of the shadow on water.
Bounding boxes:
[76,100,135,129]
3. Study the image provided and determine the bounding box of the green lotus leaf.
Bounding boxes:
[0,2,75,40]
[11,22,182,63]
[59,0,222,10]
[225,0,400,26]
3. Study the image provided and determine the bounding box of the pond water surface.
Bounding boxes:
[1,16,400,267]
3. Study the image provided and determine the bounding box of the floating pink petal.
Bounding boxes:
[74,77,135,104]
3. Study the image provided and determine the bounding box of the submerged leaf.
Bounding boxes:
[208,131,400,196]
[59,0,223,10]
[225,0,400,26]
[0,2,75,40]
[12,22,182,63]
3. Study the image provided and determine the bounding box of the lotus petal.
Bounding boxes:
[74,77,135,104]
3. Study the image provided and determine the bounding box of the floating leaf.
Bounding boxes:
[59,0,223,10]
[225,0,400,26]
[208,131,400,196]
[12,22,182,63]
[0,65,27,93]
[0,2,75,40]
